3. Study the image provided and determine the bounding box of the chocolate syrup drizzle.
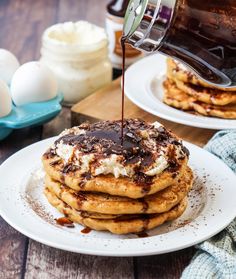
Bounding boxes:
[121,36,126,143]
[52,119,189,187]
[55,120,154,176]
[55,217,75,228]
[81,227,92,234]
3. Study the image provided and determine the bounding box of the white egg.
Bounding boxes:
[0,79,12,118]
[11,61,58,106]
[0,49,20,84]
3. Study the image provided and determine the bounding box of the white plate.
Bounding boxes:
[125,54,236,130]
[0,138,236,256]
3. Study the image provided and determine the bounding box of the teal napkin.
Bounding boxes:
[181,130,236,279]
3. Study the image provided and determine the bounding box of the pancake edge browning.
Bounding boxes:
[163,79,236,119]
[42,155,188,199]
[44,187,187,234]
[172,77,236,106]
[45,166,193,214]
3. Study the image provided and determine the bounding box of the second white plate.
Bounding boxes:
[125,54,236,130]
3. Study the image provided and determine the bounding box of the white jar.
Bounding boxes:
[40,21,112,105]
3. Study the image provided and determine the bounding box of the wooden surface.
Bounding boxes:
[0,1,212,278]
[72,78,215,147]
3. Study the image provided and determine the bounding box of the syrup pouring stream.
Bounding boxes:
[121,36,126,145]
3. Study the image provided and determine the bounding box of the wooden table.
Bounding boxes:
[0,1,215,278]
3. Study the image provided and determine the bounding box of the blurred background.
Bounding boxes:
[0,0,108,64]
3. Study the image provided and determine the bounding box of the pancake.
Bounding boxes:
[69,210,121,219]
[167,58,236,92]
[163,79,194,110]
[79,212,121,219]
[42,119,189,198]
[192,102,236,119]
[45,166,193,214]
[173,78,236,106]
[43,156,188,199]
[163,79,236,119]
[44,187,187,234]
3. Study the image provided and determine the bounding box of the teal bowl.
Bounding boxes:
[0,93,63,140]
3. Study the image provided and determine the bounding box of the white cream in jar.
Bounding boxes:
[40,21,112,105]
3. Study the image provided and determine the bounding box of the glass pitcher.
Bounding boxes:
[123,0,236,88]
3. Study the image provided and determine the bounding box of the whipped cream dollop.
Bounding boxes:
[48,119,189,179]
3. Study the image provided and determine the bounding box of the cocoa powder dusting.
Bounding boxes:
[23,194,55,226]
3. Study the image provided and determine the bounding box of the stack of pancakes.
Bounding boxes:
[163,58,236,119]
[42,119,193,234]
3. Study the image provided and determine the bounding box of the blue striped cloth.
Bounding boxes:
[181,130,236,279]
